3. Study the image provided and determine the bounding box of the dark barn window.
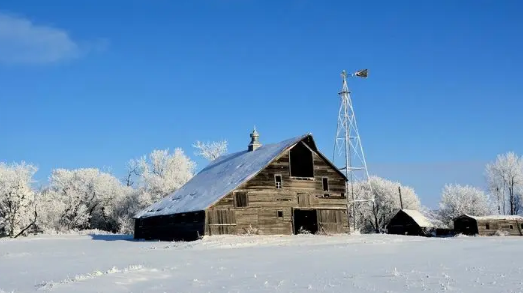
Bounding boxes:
[486,223,490,230]
[234,192,248,207]
[277,211,283,218]
[275,175,282,189]
[289,142,314,178]
[322,177,329,191]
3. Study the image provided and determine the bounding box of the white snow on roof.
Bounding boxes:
[135,134,309,218]
[461,214,523,221]
[401,209,434,228]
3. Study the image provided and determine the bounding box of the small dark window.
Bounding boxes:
[486,223,490,229]
[323,194,330,198]
[234,192,248,207]
[341,193,345,198]
[510,225,514,229]
[275,175,282,189]
[277,211,283,218]
[322,177,329,192]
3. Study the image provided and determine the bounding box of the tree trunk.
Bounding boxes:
[510,180,515,215]
[373,202,379,233]
[14,209,37,238]
[502,181,506,214]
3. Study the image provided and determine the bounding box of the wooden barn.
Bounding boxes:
[386,209,440,236]
[453,214,523,236]
[133,130,349,241]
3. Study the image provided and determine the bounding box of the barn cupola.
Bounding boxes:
[248,127,262,151]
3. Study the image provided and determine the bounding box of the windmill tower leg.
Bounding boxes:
[333,69,372,233]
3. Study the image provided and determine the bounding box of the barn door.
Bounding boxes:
[207,210,237,235]
[317,209,344,234]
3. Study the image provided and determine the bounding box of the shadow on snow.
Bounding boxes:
[88,234,138,242]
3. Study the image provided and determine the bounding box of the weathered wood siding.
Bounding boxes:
[205,209,237,235]
[317,209,348,234]
[206,142,349,235]
[243,151,346,198]
[454,216,523,236]
[476,219,523,236]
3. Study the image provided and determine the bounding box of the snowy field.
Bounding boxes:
[1,234,522,293]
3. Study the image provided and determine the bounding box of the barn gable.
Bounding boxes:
[135,133,344,219]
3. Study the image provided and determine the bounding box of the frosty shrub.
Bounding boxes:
[494,229,510,236]
[38,168,130,233]
[315,226,331,236]
[241,225,261,235]
[298,226,312,234]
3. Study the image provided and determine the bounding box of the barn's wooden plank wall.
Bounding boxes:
[317,209,348,234]
[476,219,523,236]
[243,151,346,196]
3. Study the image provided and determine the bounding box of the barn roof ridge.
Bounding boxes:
[134,132,330,219]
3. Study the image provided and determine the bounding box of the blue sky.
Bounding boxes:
[1,1,522,208]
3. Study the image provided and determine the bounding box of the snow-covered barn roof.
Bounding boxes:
[400,209,435,228]
[135,133,344,219]
[456,214,523,221]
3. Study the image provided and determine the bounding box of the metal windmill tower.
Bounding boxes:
[333,69,373,232]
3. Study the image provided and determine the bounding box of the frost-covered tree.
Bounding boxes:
[193,140,228,161]
[438,184,493,226]
[39,168,130,232]
[111,148,196,234]
[485,152,523,215]
[0,162,38,237]
[135,148,195,202]
[419,206,447,228]
[111,188,154,234]
[123,158,142,187]
[351,176,421,233]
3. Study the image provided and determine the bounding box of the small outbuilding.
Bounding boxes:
[453,214,523,236]
[386,209,438,236]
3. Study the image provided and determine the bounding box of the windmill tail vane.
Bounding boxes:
[353,69,368,78]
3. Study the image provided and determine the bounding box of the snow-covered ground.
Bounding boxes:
[1,234,522,293]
